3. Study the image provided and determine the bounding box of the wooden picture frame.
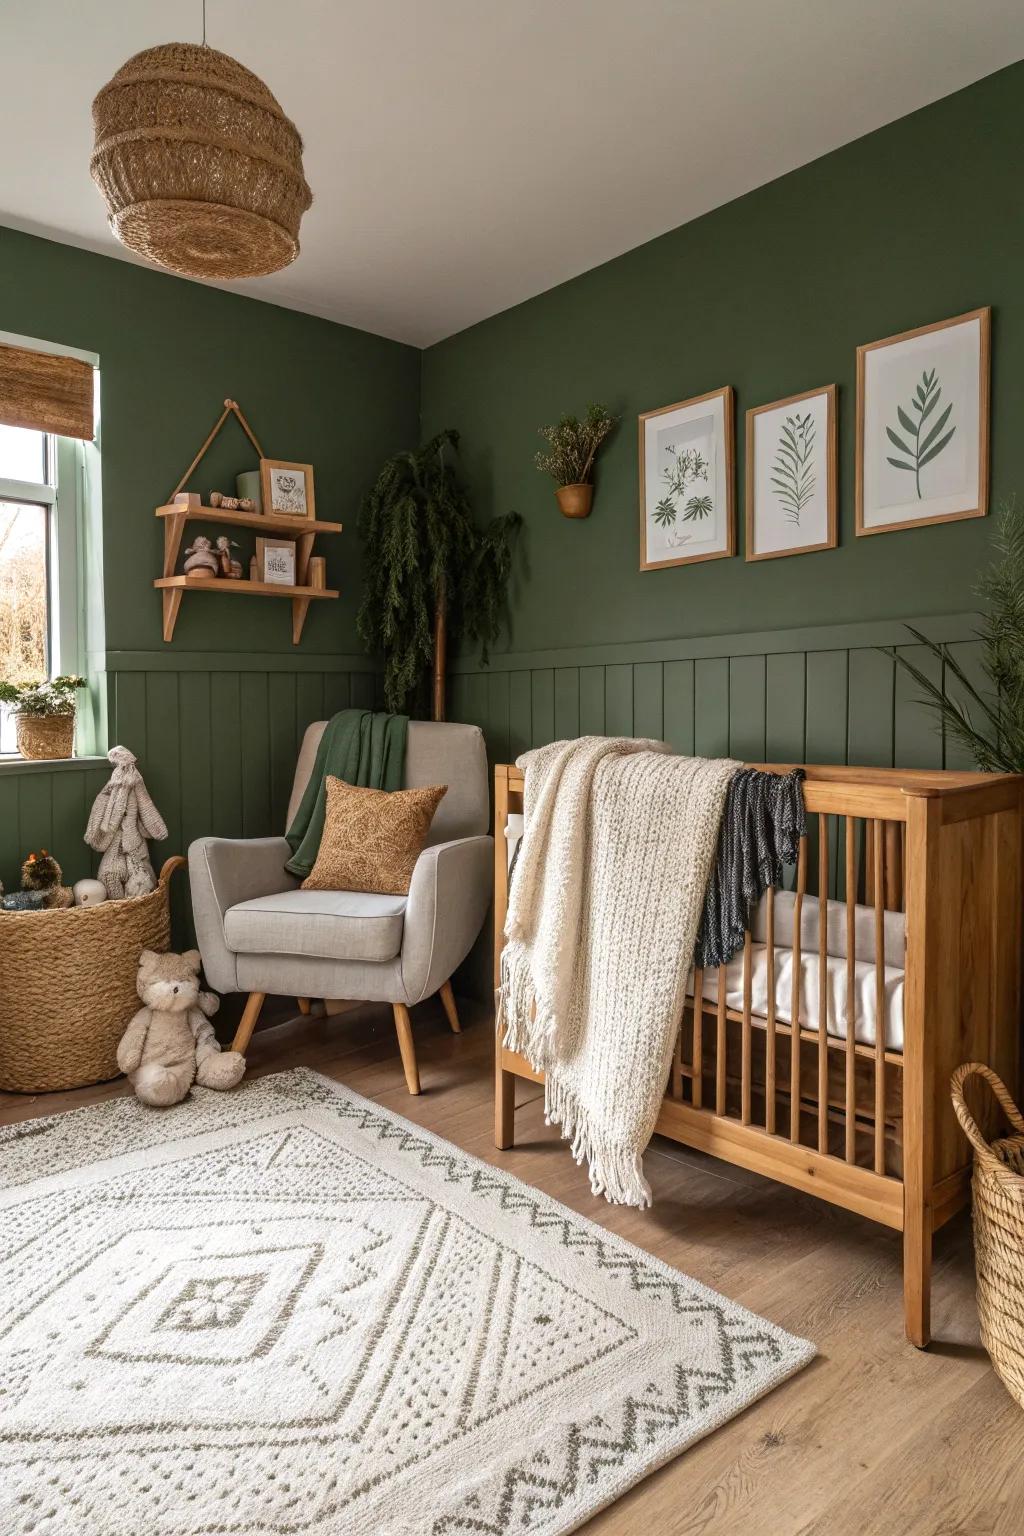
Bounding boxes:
[256,536,296,586]
[259,458,316,521]
[639,385,735,570]
[745,384,837,561]
[856,307,990,537]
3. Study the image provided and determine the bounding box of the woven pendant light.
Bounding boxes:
[90,42,312,280]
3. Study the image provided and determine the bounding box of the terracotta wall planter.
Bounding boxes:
[555,482,593,519]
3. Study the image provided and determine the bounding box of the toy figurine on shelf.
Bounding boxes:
[209,491,256,512]
[183,535,219,578]
[214,535,242,578]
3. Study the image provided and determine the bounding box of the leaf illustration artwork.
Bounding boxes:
[653,446,710,526]
[770,413,816,526]
[683,494,713,521]
[885,368,956,500]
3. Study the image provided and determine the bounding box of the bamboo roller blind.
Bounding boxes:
[0,342,94,441]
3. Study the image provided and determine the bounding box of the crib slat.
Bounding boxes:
[874,819,886,1175]
[671,1013,683,1098]
[845,816,857,1164]
[818,814,829,1155]
[765,887,777,1135]
[885,820,902,912]
[790,835,807,1144]
[692,967,704,1109]
[741,930,752,1125]
[716,968,727,1116]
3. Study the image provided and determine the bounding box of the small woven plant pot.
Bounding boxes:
[91,43,312,280]
[0,857,184,1093]
[951,1063,1024,1408]
[15,712,75,761]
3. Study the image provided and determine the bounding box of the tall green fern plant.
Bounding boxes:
[883,499,1024,772]
[357,429,521,717]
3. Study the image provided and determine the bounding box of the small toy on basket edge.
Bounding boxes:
[117,948,246,1107]
[85,745,169,899]
[0,883,45,912]
[21,851,74,909]
[73,878,107,907]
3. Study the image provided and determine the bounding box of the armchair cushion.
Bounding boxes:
[224,888,406,964]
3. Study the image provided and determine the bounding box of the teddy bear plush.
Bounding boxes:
[116,948,246,1107]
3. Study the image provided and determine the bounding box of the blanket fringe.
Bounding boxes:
[496,941,559,1071]
[544,1073,652,1209]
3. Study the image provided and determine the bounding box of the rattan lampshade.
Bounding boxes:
[90,42,312,280]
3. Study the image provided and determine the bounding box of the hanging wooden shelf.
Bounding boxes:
[155,575,339,645]
[156,504,343,537]
[153,397,343,646]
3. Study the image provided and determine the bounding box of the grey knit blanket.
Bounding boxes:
[694,767,806,969]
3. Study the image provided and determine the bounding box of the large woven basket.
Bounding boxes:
[15,712,75,760]
[0,856,184,1093]
[91,43,312,280]
[951,1062,1024,1408]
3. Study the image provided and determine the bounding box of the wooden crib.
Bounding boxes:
[493,761,1024,1346]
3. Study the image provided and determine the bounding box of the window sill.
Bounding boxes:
[0,754,107,776]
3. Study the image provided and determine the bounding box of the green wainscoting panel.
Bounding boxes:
[447,613,975,775]
[0,660,380,902]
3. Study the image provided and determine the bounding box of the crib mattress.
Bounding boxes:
[686,943,905,1051]
[504,815,907,1050]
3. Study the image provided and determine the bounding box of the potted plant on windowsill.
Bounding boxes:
[535,403,617,518]
[0,676,86,760]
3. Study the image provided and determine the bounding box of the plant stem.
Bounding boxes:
[432,577,447,722]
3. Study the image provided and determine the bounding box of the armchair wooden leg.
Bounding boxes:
[392,1003,421,1095]
[439,980,461,1034]
[231,992,265,1056]
[297,997,312,1015]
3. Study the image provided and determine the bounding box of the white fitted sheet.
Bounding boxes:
[504,814,907,1051]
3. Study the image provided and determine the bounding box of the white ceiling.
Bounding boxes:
[3,1,1023,347]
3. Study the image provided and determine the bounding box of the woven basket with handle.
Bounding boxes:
[0,856,184,1093]
[951,1062,1024,1408]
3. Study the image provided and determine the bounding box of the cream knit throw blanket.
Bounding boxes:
[499,736,739,1208]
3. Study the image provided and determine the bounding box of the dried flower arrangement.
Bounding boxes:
[535,403,617,518]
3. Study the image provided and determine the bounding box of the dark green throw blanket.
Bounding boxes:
[285,709,408,878]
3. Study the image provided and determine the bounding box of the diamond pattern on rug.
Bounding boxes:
[0,1072,813,1535]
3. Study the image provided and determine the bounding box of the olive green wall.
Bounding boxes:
[421,63,1021,768]
[0,225,417,895]
[2,62,1018,928]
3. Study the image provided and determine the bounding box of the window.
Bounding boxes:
[0,424,83,754]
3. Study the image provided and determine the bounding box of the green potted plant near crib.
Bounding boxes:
[0,675,86,760]
[535,403,617,518]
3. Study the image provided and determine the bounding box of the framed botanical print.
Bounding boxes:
[856,307,990,536]
[745,385,837,561]
[639,386,734,570]
[259,458,316,521]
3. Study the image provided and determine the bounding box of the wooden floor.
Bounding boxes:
[3,997,1020,1535]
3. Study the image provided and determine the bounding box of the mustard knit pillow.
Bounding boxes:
[301,776,447,896]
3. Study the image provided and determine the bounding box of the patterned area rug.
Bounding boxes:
[0,1069,813,1535]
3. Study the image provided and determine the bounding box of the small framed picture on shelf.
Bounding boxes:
[745,385,837,561]
[639,386,735,570]
[256,537,296,586]
[259,458,315,520]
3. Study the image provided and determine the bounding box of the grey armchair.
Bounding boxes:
[188,720,493,1094]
